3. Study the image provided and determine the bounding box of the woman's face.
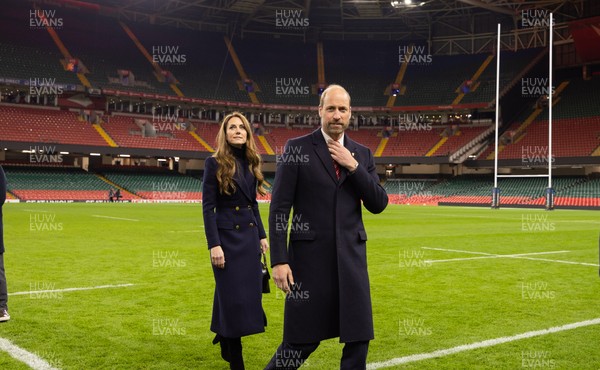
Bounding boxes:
[225,116,248,148]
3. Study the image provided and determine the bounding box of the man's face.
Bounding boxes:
[319,88,351,140]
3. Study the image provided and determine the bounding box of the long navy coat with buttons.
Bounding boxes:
[270,130,388,343]
[202,153,267,338]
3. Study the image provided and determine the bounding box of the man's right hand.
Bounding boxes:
[273,264,295,293]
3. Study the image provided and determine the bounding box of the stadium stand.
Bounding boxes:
[0,105,108,146]
[323,40,396,107]
[382,128,445,157]
[233,38,317,106]
[0,43,80,86]
[0,1,598,211]
[461,48,545,104]
[128,22,249,102]
[385,175,600,208]
[101,171,202,200]
[101,114,204,151]
[480,75,600,160]
[3,166,136,201]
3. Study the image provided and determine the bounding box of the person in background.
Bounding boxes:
[0,165,10,322]
[202,112,269,370]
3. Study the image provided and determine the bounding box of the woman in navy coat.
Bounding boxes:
[202,112,269,370]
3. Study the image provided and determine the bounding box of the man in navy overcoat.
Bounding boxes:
[265,85,388,369]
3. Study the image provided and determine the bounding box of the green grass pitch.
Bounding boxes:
[1,203,599,369]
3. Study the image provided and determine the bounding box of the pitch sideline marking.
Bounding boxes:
[425,250,570,263]
[422,247,599,267]
[91,215,139,221]
[0,337,60,370]
[168,228,203,233]
[367,317,600,369]
[10,283,135,296]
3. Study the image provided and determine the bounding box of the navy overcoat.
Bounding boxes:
[202,154,267,338]
[269,129,388,343]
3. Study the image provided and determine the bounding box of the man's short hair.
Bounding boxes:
[319,84,351,107]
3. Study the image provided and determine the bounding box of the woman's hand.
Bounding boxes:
[210,246,225,269]
[259,238,269,254]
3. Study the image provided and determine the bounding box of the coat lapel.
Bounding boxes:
[311,130,339,184]
[339,135,359,185]
[233,163,253,202]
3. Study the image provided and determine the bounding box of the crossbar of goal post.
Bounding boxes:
[492,14,555,210]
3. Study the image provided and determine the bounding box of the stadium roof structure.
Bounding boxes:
[43,0,595,40]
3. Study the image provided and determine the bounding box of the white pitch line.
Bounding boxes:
[422,247,598,267]
[426,250,570,264]
[10,283,135,296]
[0,337,60,370]
[422,247,492,256]
[367,317,600,369]
[91,215,139,222]
[506,256,599,267]
[168,228,203,233]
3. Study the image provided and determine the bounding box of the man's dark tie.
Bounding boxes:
[333,161,341,180]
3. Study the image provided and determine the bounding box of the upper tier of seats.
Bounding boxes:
[0,105,108,146]
[479,75,600,160]
[0,3,544,107]
[102,115,204,151]
[461,48,543,104]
